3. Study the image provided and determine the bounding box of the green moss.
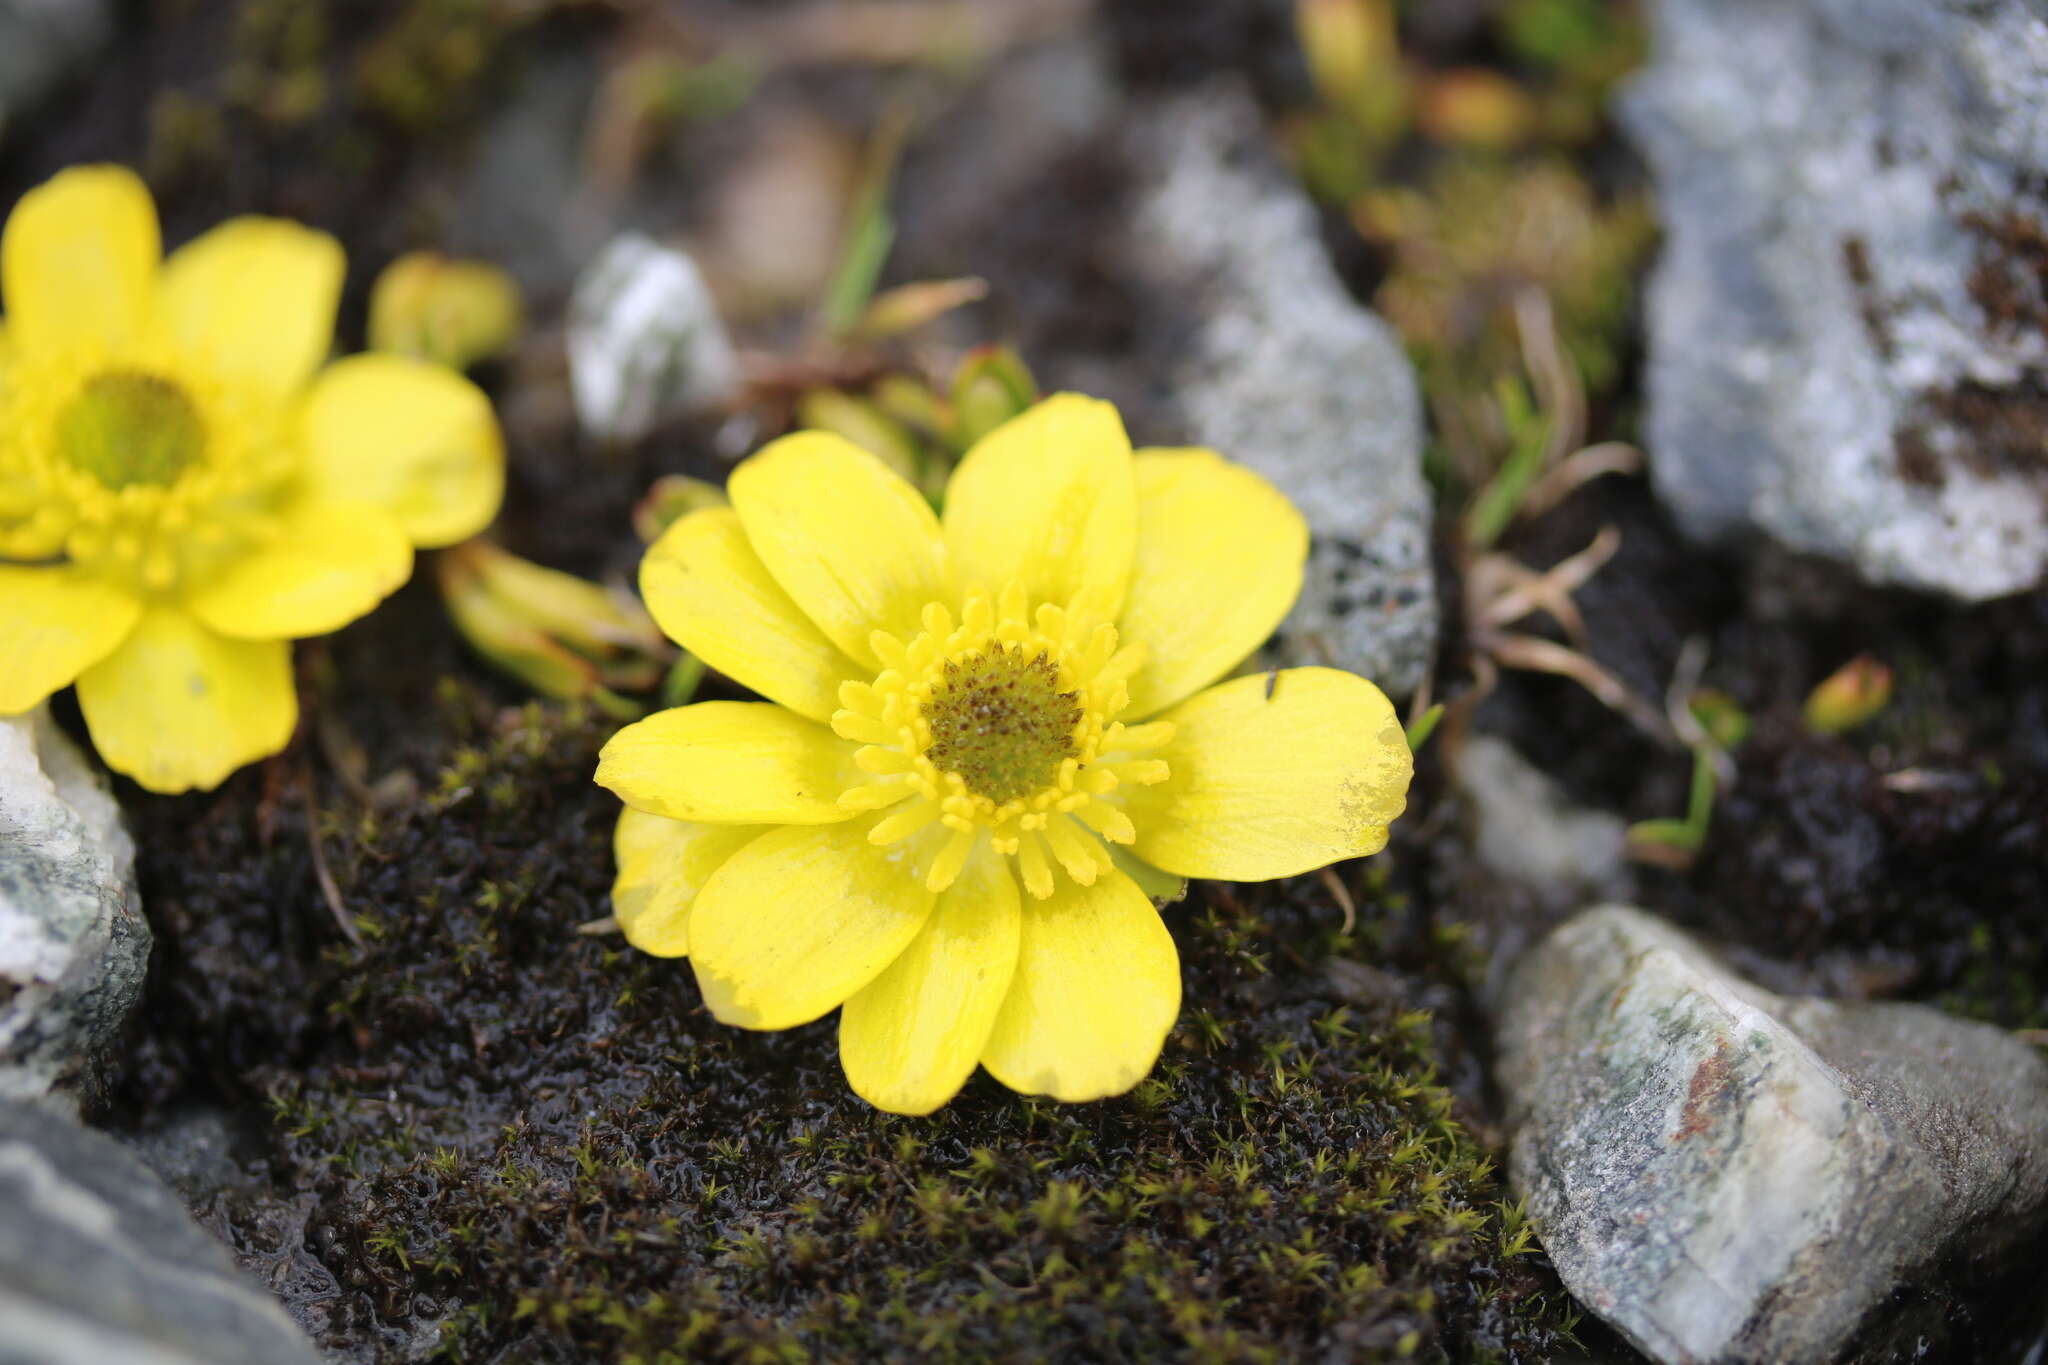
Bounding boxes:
[353,0,548,131]
[119,679,1574,1362]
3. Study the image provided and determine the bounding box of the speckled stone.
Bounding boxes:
[0,706,146,1105]
[1124,82,1437,696]
[1626,0,2048,599]
[1498,905,2048,1364]
[0,1098,322,1365]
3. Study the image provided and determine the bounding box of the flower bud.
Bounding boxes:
[369,252,522,371]
[632,475,729,544]
[948,345,1037,451]
[1803,655,1892,736]
[436,540,671,718]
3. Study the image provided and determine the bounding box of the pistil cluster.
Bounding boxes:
[0,347,291,591]
[832,583,1175,897]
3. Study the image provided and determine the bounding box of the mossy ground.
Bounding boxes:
[114,660,1573,1362]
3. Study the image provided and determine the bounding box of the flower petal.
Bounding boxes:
[728,431,948,667]
[979,866,1180,1102]
[839,847,1021,1115]
[690,822,936,1030]
[2,165,160,355]
[1125,668,1410,881]
[1119,449,1307,719]
[639,507,863,722]
[0,565,141,714]
[595,701,862,824]
[943,394,1135,620]
[76,607,295,793]
[298,353,504,548]
[160,217,343,400]
[611,806,766,958]
[184,496,411,640]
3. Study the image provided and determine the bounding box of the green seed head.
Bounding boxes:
[922,643,1082,805]
[57,370,206,490]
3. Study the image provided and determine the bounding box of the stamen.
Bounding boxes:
[1041,815,1105,885]
[827,585,1173,899]
[925,828,977,892]
[869,798,940,846]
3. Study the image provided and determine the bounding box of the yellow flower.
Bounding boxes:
[0,166,503,792]
[598,395,1412,1114]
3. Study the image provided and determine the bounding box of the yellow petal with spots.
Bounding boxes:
[160,217,343,400]
[2,165,160,355]
[0,565,141,714]
[728,431,947,668]
[610,806,766,958]
[639,507,863,723]
[184,497,412,640]
[298,354,504,548]
[839,847,1021,1115]
[690,821,936,1030]
[76,607,295,794]
[595,701,862,825]
[1125,668,1410,881]
[943,393,1135,620]
[979,866,1179,1102]
[1118,448,1307,720]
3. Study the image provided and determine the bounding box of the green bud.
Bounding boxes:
[948,345,1037,451]
[1803,655,1892,736]
[369,251,522,370]
[633,475,730,543]
[436,540,672,715]
[798,387,925,484]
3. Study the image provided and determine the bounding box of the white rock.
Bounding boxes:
[1499,905,2048,1364]
[1626,0,2048,600]
[0,1098,322,1365]
[566,233,739,444]
[1453,735,1628,901]
[0,706,147,1103]
[1125,83,1437,696]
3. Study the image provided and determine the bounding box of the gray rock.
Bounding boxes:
[1125,83,1437,697]
[1625,0,2048,600]
[0,0,112,140]
[444,43,635,303]
[0,705,147,1104]
[567,232,740,445]
[1453,735,1629,903]
[1498,905,2048,1364]
[0,1098,322,1365]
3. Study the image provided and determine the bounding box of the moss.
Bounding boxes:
[353,0,543,132]
[117,671,1573,1362]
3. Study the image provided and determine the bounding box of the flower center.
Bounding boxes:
[1,347,301,592]
[56,371,206,490]
[832,585,1176,899]
[922,643,1082,805]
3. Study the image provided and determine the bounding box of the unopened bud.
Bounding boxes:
[369,252,522,370]
[1803,655,1892,736]
[949,345,1037,451]
[798,387,925,484]
[1418,69,1537,150]
[436,539,671,717]
[633,475,729,543]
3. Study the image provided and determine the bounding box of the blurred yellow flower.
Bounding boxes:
[599,394,1412,1115]
[0,166,503,792]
